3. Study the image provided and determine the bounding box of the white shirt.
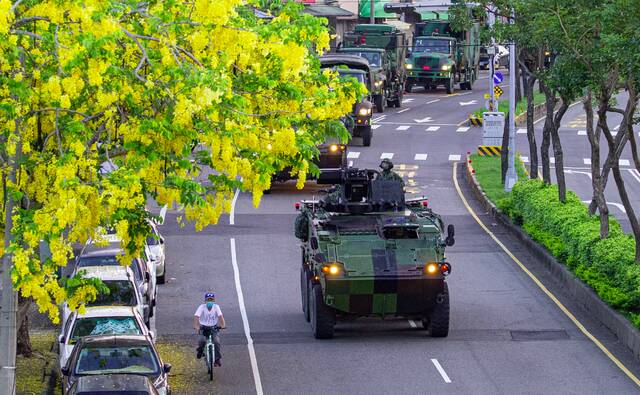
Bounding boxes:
[194,303,223,327]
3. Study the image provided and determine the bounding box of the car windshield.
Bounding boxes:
[350,52,381,67]
[337,70,365,84]
[90,281,136,308]
[75,345,159,376]
[413,38,451,54]
[70,317,142,344]
[78,256,119,268]
[146,235,159,246]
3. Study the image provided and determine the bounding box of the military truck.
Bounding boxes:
[405,18,480,94]
[271,141,347,184]
[294,167,455,339]
[320,55,374,146]
[340,24,407,112]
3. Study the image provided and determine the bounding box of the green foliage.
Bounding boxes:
[469,154,527,205]
[472,92,545,119]
[503,180,640,323]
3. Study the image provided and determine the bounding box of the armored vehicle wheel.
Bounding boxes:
[374,94,385,113]
[393,90,404,108]
[460,81,471,90]
[445,75,454,94]
[301,267,310,322]
[405,83,412,93]
[428,283,449,337]
[310,283,335,339]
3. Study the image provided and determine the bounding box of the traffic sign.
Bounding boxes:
[484,93,491,100]
[494,86,504,98]
[493,71,504,84]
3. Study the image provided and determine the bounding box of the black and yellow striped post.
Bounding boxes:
[468,115,483,127]
[477,145,501,156]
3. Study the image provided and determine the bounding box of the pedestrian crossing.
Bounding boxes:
[345,150,464,164]
[520,155,633,167]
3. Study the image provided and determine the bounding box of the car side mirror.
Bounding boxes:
[58,335,65,344]
[445,224,455,246]
[61,366,70,376]
[163,363,172,373]
[310,237,319,250]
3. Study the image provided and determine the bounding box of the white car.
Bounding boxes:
[58,306,153,370]
[145,220,167,284]
[61,266,150,329]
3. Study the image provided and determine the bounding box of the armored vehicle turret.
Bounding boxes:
[295,167,455,339]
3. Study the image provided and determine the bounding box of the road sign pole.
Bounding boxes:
[488,7,496,110]
[505,9,518,191]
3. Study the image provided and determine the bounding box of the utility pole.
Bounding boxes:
[504,8,518,191]
[370,0,375,24]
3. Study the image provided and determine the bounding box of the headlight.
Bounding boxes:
[374,81,382,87]
[405,63,413,70]
[321,263,343,276]
[425,262,439,275]
[358,107,371,116]
[441,64,451,71]
[329,144,339,152]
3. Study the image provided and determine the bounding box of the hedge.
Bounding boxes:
[500,180,640,328]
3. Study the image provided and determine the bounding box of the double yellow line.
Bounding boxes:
[452,163,640,387]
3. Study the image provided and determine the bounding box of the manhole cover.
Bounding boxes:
[510,330,569,341]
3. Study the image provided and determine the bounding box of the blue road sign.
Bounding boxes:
[493,72,504,85]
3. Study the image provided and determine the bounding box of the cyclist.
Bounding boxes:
[194,292,226,367]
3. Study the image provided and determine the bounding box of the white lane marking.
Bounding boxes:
[612,131,618,137]
[371,124,381,130]
[448,154,461,161]
[229,188,240,225]
[347,151,360,159]
[620,159,630,166]
[459,100,477,106]
[414,117,433,123]
[380,152,394,160]
[372,115,386,122]
[517,128,527,134]
[402,98,414,103]
[396,125,411,131]
[456,127,470,133]
[578,130,587,136]
[584,158,591,165]
[521,156,529,163]
[614,124,620,130]
[426,99,440,104]
[348,160,354,167]
[427,126,440,132]
[230,238,264,395]
[397,108,410,114]
[408,320,418,328]
[377,122,457,126]
[414,154,428,161]
[431,359,452,383]
[550,157,556,164]
[565,169,592,179]
[583,200,627,214]
[447,91,473,98]
[629,169,640,184]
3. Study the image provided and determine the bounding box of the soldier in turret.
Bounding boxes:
[378,158,404,187]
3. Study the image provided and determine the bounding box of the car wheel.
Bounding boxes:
[310,283,335,339]
[359,126,372,147]
[158,271,166,285]
[301,267,310,322]
[445,74,454,94]
[428,283,450,337]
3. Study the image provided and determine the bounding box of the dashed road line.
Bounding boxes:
[230,238,264,395]
[397,108,411,114]
[456,126,470,133]
[448,154,461,161]
[402,98,414,104]
[396,125,411,131]
[517,128,527,134]
[584,158,591,165]
[431,359,451,383]
[550,157,556,164]
[371,124,381,130]
[453,163,640,388]
[380,152,394,160]
[372,115,386,122]
[414,154,428,161]
[427,126,440,132]
[629,169,640,184]
[347,151,360,159]
[426,99,440,104]
[620,159,630,166]
[578,130,587,136]
[521,156,529,163]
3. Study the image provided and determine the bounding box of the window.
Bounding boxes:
[353,52,381,67]
[70,317,142,344]
[413,38,451,54]
[383,226,419,239]
[75,345,159,375]
[77,256,119,268]
[337,70,365,84]
[90,281,136,307]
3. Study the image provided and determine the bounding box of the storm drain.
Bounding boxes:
[510,330,570,341]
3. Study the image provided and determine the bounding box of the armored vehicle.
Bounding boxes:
[271,140,347,184]
[320,55,374,146]
[405,18,480,93]
[340,24,408,112]
[294,167,455,339]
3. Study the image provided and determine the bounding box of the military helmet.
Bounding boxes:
[380,158,394,170]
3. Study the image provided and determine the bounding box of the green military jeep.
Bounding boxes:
[294,167,455,339]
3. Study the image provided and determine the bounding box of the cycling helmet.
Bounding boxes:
[204,292,215,300]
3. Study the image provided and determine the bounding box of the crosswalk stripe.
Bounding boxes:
[372,124,381,130]
[550,157,555,164]
[578,130,587,135]
[380,152,394,160]
[521,156,529,163]
[414,154,428,161]
[584,158,591,165]
[347,151,360,159]
[396,125,411,131]
[402,98,414,103]
[426,126,440,132]
[456,127,470,133]
[620,159,630,166]
[517,128,527,134]
[448,154,461,161]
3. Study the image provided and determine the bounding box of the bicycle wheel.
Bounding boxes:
[208,344,214,381]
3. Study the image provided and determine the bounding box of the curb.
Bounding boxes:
[464,155,640,361]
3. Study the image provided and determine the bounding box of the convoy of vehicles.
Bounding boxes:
[340,24,407,112]
[295,167,455,339]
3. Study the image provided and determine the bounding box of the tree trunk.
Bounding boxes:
[551,100,569,202]
[539,81,555,184]
[583,90,609,238]
[515,49,522,104]
[16,297,32,357]
[524,73,538,179]
[501,112,509,184]
[612,165,640,262]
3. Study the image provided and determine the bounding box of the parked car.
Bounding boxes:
[62,266,151,328]
[59,306,152,370]
[73,243,157,314]
[66,374,160,394]
[144,220,166,285]
[61,335,171,395]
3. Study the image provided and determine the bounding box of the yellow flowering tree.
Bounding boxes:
[0,0,363,387]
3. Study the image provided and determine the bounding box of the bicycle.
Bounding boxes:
[200,325,223,381]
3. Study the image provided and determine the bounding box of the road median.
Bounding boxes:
[464,155,640,361]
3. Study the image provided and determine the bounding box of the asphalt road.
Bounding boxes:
[153,71,640,394]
